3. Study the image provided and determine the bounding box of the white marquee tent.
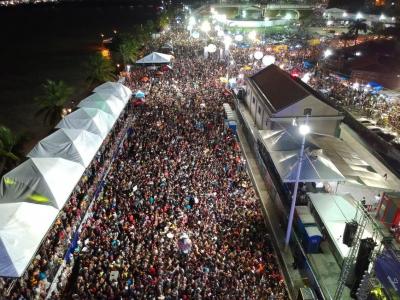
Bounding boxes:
[27,128,103,167]
[93,82,132,103]
[0,202,59,277]
[56,107,115,139]
[135,52,173,64]
[0,157,85,209]
[269,148,346,183]
[0,81,132,278]
[78,94,125,119]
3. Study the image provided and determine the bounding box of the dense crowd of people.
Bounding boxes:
[59,30,286,299]
[226,32,400,136]
[0,25,287,300]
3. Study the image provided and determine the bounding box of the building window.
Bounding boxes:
[258,107,261,114]
[252,97,255,103]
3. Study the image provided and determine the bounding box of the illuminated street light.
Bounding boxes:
[248,30,257,41]
[323,48,333,58]
[223,35,232,50]
[253,51,263,60]
[188,16,196,26]
[201,21,211,33]
[234,34,243,42]
[113,29,117,34]
[355,51,362,56]
[356,12,363,19]
[299,124,310,135]
[285,110,312,247]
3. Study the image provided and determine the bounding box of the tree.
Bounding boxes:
[157,11,170,30]
[348,19,368,45]
[0,125,19,175]
[339,31,355,48]
[118,34,140,65]
[370,22,386,38]
[85,53,116,86]
[35,79,73,127]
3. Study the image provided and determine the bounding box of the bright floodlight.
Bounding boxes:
[189,16,196,26]
[284,13,292,20]
[299,124,310,135]
[356,12,363,19]
[192,31,200,39]
[379,14,386,20]
[342,12,348,17]
[324,49,333,58]
[201,21,211,33]
[207,44,217,53]
[248,31,257,41]
[262,55,275,66]
[254,51,263,60]
[355,51,362,56]
[235,34,243,42]
[223,35,232,48]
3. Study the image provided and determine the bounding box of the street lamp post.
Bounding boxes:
[285,109,312,247]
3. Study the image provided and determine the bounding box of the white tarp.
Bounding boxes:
[0,202,59,277]
[27,128,103,167]
[56,107,115,139]
[136,52,173,64]
[269,148,345,183]
[93,82,132,104]
[0,157,85,209]
[78,94,125,119]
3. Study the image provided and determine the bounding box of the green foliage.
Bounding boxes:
[35,79,74,127]
[119,34,140,64]
[0,125,19,175]
[158,12,170,30]
[348,19,369,43]
[340,32,355,47]
[85,53,116,86]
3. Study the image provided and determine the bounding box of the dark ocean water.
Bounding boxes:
[0,3,153,150]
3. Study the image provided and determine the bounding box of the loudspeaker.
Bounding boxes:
[343,221,358,247]
[351,238,377,297]
[355,238,376,274]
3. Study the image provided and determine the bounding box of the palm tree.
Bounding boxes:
[339,31,355,48]
[35,80,73,127]
[0,125,19,175]
[85,53,116,86]
[118,34,140,65]
[348,19,368,45]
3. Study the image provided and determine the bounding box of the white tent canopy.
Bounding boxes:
[0,157,85,209]
[56,107,115,139]
[27,128,103,167]
[136,52,173,64]
[0,202,59,277]
[92,82,132,104]
[269,148,345,183]
[78,94,125,119]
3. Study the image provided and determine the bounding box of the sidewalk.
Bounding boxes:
[235,108,304,299]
